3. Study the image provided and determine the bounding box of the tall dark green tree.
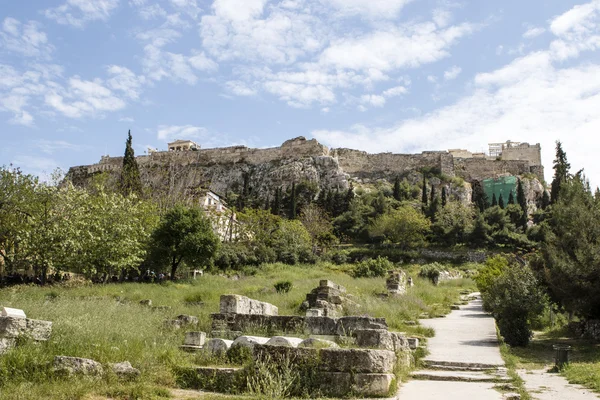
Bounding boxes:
[289,182,297,219]
[472,180,489,212]
[421,177,428,205]
[508,191,515,205]
[550,141,571,204]
[344,182,355,212]
[271,187,282,215]
[498,193,505,209]
[491,193,498,207]
[541,191,550,210]
[516,179,528,229]
[441,186,447,207]
[119,130,142,197]
[393,176,401,201]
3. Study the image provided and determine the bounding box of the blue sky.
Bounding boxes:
[1,0,600,186]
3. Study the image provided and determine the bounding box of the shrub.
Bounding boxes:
[418,263,443,284]
[330,250,349,265]
[274,281,293,294]
[474,255,510,297]
[352,256,393,278]
[483,264,546,347]
[226,344,253,365]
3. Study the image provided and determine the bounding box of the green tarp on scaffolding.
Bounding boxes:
[483,176,517,204]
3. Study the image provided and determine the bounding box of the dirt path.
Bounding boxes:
[518,368,600,400]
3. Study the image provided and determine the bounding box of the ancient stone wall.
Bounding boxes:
[501,143,542,166]
[331,149,455,180]
[454,158,533,181]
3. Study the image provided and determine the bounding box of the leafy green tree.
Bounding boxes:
[369,206,430,249]
[299,204,333,251]
[432,201,474,246]
[119,130,143,197]
[536,175,600,318]
[550,141,570,204]
[150,206,219,280]
[469,213,491,248]
[273,220,312,264]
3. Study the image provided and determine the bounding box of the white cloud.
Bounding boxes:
[225,80,257,96]
[169,0,202,19]
[157,124,209,142]
[119,116,135,122]
[106,65,146,100]
[444,65,462,80]
[35,139,86,154]
[138,4,167,20]
[360,94,386,108]
[11,155,61,181]
[312,1,600,187]
[523,26,546,39]
[383,85,408,97]
[432,8,452,28]
[0,18,53,58]
[212,0,269,22]
[45,0,121,28]
[324,0,412,19]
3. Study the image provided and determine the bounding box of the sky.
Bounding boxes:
[1,0,600,187]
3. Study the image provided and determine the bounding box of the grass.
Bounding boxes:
[504,327,600,393]
[0,262,476,399]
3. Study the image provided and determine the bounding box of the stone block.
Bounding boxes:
[304,316,338,335]
[319,280,346,293]
[219,295,278,316]
[305,308,322,317]
[299,337,339,349]
[0,316,26,338]
[319,372,352,397]
[210,330,242,340]
[1,307,26,319]
[184,331,206,347]
[336,316,388,336]
[25,319,52,341]
[0,338,16,354]
[204,338,233,356]
[252,344,319,365]
[353,373,395,397]
[176,315,199,326]
[355,329,395,350]
[231,335,269,349]
[53,356,104,377]
[265,336,304,348]
[320,348,396,373]
[110,361,140,379]
[407,337,420,350]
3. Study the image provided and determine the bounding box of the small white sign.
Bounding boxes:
[1,307,26,319]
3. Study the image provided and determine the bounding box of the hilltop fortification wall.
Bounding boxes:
[331,149,455,180]
[454,159,534,181]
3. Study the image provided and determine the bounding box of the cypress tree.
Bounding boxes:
[345,182,355,212]
[441,186,447,207]
[472,180,489,212]
[119,130,142,196]
[421,177,428,205]
[271,187,282,215]
[393,176,401,201]
[491,193,498,207]
[430,185,436,204]
[508,190,515,205]
[517,179,528,229]
[541,190,550,210]
[498,193,505,209]
[550,141,571,203]
[290,182,297,219]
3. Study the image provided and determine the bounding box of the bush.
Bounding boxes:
[330,250,349,265]
[274,281,293,294]
[418,263,443,284]
[474,255,510,298]
[226,344,253,365]
[352,256,393,278]
[483,264,546,347]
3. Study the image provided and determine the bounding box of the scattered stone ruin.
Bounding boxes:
[187,289,421,397]
[0,307,52,354]
[386,270,408,295]
[302,280,358,317]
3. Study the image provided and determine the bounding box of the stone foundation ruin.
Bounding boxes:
[0,307,52,354]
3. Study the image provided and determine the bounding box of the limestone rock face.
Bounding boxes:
[53,356,104,377]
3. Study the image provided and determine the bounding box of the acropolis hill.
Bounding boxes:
[67,137,545,204]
